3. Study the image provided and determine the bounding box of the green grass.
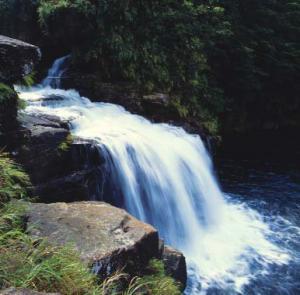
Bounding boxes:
[133,259,182,295]
[0,202,182,294]
[58,134,73,153]
[0,203,181,294]
[0,154,182,294]
[0,153,31,205]
[0,155,102,294]
[0,83,15,104]
[0,202,102,294]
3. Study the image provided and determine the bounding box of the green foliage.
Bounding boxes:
[2,0,299,136]
[38,0,230,131]
[37,0,300,135]
[115,259,181,295]
[0,153,30,205]
[58,134,73,152]
[22,72,36,87]
[18,99,27,110]
[0,160,101,294]
[100,259,181,295]
[169,97,189,119]
[202,118,219,136]
[0,83,15,105]
[0,153,180,294]
[211,0,300,134]
[0,202,102,294]
[0,201,181,294]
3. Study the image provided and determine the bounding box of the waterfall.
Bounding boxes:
[42,55,70,88]
[16,58,291,294]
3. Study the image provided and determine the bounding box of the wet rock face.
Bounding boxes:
[26,201,159,277]
[0,35,40,83]
[17,113,104,203]
[162,245,187,288]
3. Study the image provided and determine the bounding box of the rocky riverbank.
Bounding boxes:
[0,35,187,294]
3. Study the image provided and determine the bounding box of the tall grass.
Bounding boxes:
[0,202,102,294]
[130,259,182,295]
[0,203,181,294]
[0,154,182,294]
[0,153,31,205]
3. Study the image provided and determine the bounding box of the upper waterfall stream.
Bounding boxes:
[16,58,297,294]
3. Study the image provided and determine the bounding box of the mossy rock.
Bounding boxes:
[0,83,16,104]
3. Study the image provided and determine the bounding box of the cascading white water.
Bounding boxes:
[16,58,292,294]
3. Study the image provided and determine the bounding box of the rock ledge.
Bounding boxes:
[26,201,159,277]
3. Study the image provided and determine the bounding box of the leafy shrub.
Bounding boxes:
[38,0,230,130]
[2,0,300,135]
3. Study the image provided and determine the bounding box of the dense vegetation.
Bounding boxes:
[0,153,97,294]
[0,153,181,294]
[214,0,300,135]
[0,153,30,204]
[0,0,299,136]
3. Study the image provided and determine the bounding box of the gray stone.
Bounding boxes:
[162,245,187,289]
[142,93,170,106]
[0,35,40,83]
[25,201,159,278]
[17,113,103,203]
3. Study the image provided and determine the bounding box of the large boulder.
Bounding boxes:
[0,35,40,83]
[25,201,159,277]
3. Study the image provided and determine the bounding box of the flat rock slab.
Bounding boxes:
[26,201,159,277]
